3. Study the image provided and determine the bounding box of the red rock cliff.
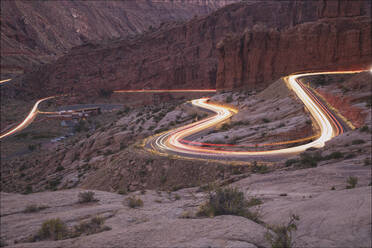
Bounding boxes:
[11,0,371,99]
[216,16,371,90]
[216,0,371,90]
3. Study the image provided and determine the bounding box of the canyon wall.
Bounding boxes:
[1,0,236,74]
[7,0,371,99]
[216,16,372,90]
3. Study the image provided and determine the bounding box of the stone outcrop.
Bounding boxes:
[216,16,371,90]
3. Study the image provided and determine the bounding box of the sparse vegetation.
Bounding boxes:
[72,216,111,237]
[180,210,194,219]
[127,196,144,208]
[78,191,99,203]
[34,218,68,241]
[24,204,49,213]
[352,139,365,145]
[262,118,270,123]
[251,161,269,174]
[24,185,33,194]
[118,188,128,195]
[197,185,261,223]
[298,152,320,168]
[74,120,89,133]
[55,165,65,172]
[285,159,298,167]
[99,88,113,98]
[265,214,299,248]
[360,126,369,132]
[324,151,343,160]
[346,176,358,189]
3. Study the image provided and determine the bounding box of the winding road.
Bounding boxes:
[146,70,364,161]
[0,96,56,139]
[1,70,364,162]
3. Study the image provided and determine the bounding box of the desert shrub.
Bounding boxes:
[232,167,242,175]
[266,214,299,248]
[352,139,365,145]
[78,191,99,203]
[360,126,369,132]
[262,118,270,123]
[126,196,143,208]
[346,176,358,189]
[99,88,113,98]
[180,211,193,219]
[73,216,110,237]
[226,95,233,103]
[221,123,230,131]
[24,204,48,213]
[324,151,343,160]
[24,185,33,194]
[251,162,269,174]
[160,174,167,184]
[174,194,181,200]
[298,152,322,168]
[55,166,65,172]
[246,197,262,207]
[35,218,68,241]
[197,185,260,223]
[118,188,128,195]
[285,159,298,167]
[74,120,89,133]
[48,178,61,190]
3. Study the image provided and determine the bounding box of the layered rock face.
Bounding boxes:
[216,16,371,90]
[0,0,235,73]
[18,0,344,98]
[8,0,371,99]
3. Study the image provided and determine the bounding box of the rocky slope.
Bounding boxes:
[1,149,371,248]
[1,0,235,74]
[216,16,371,90]
[14,0,370,99]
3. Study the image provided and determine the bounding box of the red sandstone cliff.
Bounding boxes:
[216,16,371,90]
[6,0,372,99]
[0,0,235,74]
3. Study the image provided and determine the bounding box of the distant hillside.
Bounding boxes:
[0,0,236,74]
[15,0,371,100]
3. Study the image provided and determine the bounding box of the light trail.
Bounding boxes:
[179,134,319,148]
[0,96,56,139]
[0,79,12,85]
[148,70,364,158]
[114,89,216,93]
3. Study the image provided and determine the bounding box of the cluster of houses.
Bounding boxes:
[45,107,101,121]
